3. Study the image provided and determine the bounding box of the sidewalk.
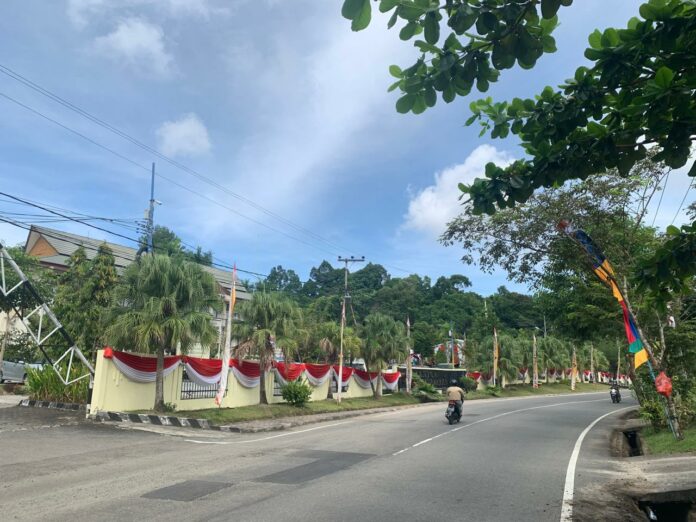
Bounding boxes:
[0,394,27,409]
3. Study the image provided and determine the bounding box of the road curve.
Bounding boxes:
[0,391,636,521]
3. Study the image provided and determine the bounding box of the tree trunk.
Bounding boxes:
[367,362,377,398]
[376,368,383,399]
[259,352,268,405]
[154,345,165,412]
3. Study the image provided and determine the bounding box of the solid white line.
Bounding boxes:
[559,406,634,522]
[184,421,353,445]
[392,398,608,455]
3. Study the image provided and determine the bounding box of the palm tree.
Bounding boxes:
[539,336,570,383]
[232,292,299,404]
[106,255,221,412]
[362,313,408,398]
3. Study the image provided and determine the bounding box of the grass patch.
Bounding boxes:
[150,393,421,425]
[466,382,608,400]
[642,425,696,455]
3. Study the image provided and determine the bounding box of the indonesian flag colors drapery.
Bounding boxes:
[381,371,400,391]
[216,265,237,406]
[184,356,224,386]
[332,365,354,385]
[558,221,649,369]
[353,368,379,389]
[230,359,260,388]
[272,363,335,387]
[103,348,180,383]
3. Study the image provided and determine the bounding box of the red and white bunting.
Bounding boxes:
[104,348,180,383]
[353,368,379,389]
[381,372,400,391]
[230,359,261,388]
[184,356,224,386]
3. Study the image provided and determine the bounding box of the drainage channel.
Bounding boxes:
[637,489,696,521]
[623,429,642,457]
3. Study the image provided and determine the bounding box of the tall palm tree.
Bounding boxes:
[232,292,299,404]
[362,313,408,398]
[539,336,570,383]
[107,255,221,412]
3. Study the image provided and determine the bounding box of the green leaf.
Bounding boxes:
[424,86,437,107]
[379,0,400,13]
[465,113,478,126]
[688,160,696,177]
[588,29,602,49]
[654,66,674,88]
[387,80,401,92]
[412,95,427,114]
[387,10,398,29]
[400,21,419,40]
[540,0,562,19]
[389,64,402,78]
[396,94,415,113]
[342,0,372,31]
[666,225,681,236]
[600,28,620,47]
[424,12,440,44]
[443,85,456,103]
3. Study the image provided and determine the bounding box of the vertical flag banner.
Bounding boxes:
[558,221,648,369]
[216,264,237,406]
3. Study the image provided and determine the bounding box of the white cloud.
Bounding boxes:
[402,145,515,237]
[67,0,106,28]
[68,0,227,27]
[156,113,211,157]
[93,18,173,76]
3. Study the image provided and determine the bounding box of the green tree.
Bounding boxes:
[54,244,119,358]
[145,225,213,267]
[106,255,221,412]
[362,313,408,398]
[342,0,696,304]
[264,265,303,296]
[233,292,300,404]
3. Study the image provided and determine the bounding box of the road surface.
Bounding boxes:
[0,391,635,521]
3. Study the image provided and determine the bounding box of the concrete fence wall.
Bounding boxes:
[91,351,380,413]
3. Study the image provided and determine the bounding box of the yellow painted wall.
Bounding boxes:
[342,376,374,398]
[91,350,260,413]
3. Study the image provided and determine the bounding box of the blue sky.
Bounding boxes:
[0,0,692,295]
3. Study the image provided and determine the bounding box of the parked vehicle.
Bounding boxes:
[445,400,461,425]
[0,359,43,383]
[610,387,621,403]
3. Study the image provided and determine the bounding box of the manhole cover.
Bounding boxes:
[143,480,232,501]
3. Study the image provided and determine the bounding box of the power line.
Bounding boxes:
[670,178,694,226]
[651,171,670,227]
[0,91,341,257]
[0,63,347,253]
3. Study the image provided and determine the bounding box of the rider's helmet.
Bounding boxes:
[450,379,458,386]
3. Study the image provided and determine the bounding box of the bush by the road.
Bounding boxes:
[26,365,88,403]
[281,379,312,407]
[459,376,478,393]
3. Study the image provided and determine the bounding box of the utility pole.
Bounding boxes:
[543,314,547,338]
[571,345,577,391]
[336,256,364,403]
[146,163,156,254]
[616,338,621,382]
[450,322,455,366]
[532,332,539,389]
[492,327,498,386]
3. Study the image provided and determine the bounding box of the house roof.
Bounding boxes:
[24,225,250,299]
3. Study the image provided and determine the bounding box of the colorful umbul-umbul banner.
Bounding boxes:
[558,221,649,369]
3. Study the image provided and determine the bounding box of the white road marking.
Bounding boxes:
[559,406,634,522]
[392,398,609,455]
[184,421,353,445]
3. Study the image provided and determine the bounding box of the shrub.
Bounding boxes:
[459,376,478,393]
[281,379,312,407]
[26,365,89,403]
[411,374,441,402]
[484,385,502,397]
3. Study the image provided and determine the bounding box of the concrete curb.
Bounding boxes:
[18,398,86,412]
[91,402,432,434]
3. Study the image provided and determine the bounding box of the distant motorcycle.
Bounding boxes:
[445,400,461,425]
[610,387,621,403]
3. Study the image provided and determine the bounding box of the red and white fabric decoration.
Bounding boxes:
[353,368,379,389]
[381,372,400,391]
[183,356,224,386]
[230,359,260,388]
[104,348,180,383]
[467,371,481,382]
[273,362,305,387]
[303,364,331,387]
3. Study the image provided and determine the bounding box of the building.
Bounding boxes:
[22,225,250,357]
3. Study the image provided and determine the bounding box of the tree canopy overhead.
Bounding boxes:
[342,0,696,303]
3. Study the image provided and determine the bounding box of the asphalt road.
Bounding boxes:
[0,391,636,521]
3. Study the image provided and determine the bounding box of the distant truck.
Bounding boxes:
[0,359,43,383]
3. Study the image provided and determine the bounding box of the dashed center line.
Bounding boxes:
[391,398,608,456]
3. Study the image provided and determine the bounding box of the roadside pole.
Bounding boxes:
[616,338,621,382]
[590,342,594,384]
[571,345,577,391]
[336,256,364,403]
[532,332,539,389]
[406,317,411,394]
[492,327,498,387]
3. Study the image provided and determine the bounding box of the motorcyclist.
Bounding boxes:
[446,379,465,417]
[610,380,621,400]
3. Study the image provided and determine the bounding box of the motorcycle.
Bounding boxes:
[445,400,461,425]
[610,387,622,403]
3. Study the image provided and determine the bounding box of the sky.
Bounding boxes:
[0,0,692,296]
